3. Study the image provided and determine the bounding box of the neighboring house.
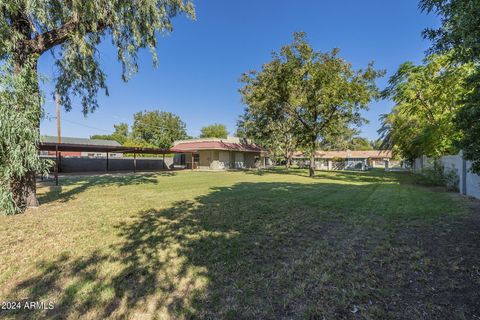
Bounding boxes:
[292,150,393,171]
[171,137,268,170]
[40,136,124,158]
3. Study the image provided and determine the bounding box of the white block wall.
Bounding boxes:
[414,151,480,199]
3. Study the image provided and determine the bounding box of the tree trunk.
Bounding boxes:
[309,134,316,177]
[285,152,291,169]
[10,172,39,211]
[309,152,315,177]
[11,57,40,211]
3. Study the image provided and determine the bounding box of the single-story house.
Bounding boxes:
[40,136,124,158]
[171,137,268,170]
[292,150,393,171]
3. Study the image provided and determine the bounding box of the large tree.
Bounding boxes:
[420,0,480,173]
[132,110,187,149]
[239,57,300,168]
[240,33,382,175]
[199,123,228,139]
[278,33,382,176]
[379,53,474,160]
[0,1,194,214]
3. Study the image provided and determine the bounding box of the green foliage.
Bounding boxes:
[379,53,474,159]
[349,137,374,151]
[420,0,480,63]
[122,138,165,157]
[199,124,228,138]
[420,0,480,174]
[132,110,187,149]
[0,62,51,214]
[238,62,300,165]
[0,1,195,113]
[1,1,195,213]
[421,163,459,191]
[240,32,382,175]
[456,72,480,173]
[321,131,373,151]
[91,123,129,144]
[370,139,383,150]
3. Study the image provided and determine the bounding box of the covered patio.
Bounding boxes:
[39,141,173,185]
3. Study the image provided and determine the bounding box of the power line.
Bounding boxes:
[48,103,175,134]
[60,118,114,134]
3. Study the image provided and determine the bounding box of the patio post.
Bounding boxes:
[55,144,59,186]
[134,152,137,173]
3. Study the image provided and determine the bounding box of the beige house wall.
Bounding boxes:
[178,150,264,170]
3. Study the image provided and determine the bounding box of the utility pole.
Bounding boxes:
[56,92,61,143]
[55,92,61,186]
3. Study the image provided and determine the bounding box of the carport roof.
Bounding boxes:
[39,142,172,154]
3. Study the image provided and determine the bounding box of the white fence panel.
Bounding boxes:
[466,160,480,199]
[414,151,480,200]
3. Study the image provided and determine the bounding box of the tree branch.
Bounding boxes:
[22,19,108,55]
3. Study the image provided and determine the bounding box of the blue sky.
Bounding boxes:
[39,0,439,140]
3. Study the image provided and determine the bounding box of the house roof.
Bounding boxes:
[41,135,121,147]
[292,150,392,159]
[171,141,265,153]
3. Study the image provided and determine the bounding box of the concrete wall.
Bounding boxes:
[414,152,480,199]
[51,156,174,173]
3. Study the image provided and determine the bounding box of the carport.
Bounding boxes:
[39,141,173,185]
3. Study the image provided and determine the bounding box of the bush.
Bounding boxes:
[443,167,460,191]
[421,162,459,191]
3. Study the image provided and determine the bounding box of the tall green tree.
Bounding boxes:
[239,57,300,168]
[420,0,480,173]
[0,1,194,213]
[91,123,129,144]
[199,124,228,139]
[278,33,382,176]
[132,110,187,149]
[380,53,474,160]
[240,33,382,175]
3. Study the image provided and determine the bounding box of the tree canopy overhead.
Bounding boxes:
[379,53,474,160]
[1,0,195,112]
[420,0,480,63]
[420,0,480,173]
[0,0,195,214]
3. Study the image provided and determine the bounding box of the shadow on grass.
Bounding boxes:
[37,172,176,204]
[250,167,433,186]
[4,181,480,319]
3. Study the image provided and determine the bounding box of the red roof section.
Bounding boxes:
[171,141,265,153]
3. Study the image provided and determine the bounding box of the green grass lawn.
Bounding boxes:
[0,169,479,319]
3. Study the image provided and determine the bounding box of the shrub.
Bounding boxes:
[420,162,459,191]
